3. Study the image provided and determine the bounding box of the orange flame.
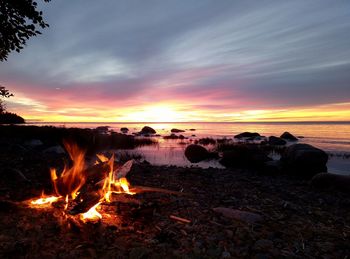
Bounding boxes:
[80,202,102,222]
[51,141,86,200]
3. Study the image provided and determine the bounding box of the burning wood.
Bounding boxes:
[27,141,183,223]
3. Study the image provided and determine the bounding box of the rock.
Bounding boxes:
[213,207,263,224]
[24,139,43,147]
[189,128,196,131]
[129,247,151,259]
[253,239,274,251]
[95,126,109,133]
[120,127,129,133]
[43,145,65,155]
[262,160,282,175]
[198,137,216,145]
[234,132,260,139]
[268,136,286,145]
[140,126,156,134]
[219,145,271,168]
[222,251,231,258]
[280,132,298,141]
[311,173,350,193]
[171,128,185,133]
[184,144,209,163]
[281,144,328,177]
[163,134,179,139]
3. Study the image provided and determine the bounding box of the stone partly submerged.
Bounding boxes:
[280,131,298,141]
[184,144,209,163]
[234,132,261,139]
[139,126,156,135]
[171,128,185,133]
[281,144,328,178]
[268,136,287,145]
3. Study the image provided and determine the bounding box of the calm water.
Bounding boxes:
[29,122,350,174]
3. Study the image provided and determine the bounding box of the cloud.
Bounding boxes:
[1,0,350,121]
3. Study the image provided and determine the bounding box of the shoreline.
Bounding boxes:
[0,124,349,257]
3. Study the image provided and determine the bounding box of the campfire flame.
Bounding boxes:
[28,142,135,222]
[30,195,61,206]
[80,202,102,222]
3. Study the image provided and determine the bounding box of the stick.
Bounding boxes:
[169,215,191,224]
[130,186,188,196]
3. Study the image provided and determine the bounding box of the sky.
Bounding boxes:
[1,0,350,122]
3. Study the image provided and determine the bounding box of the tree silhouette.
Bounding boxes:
[0,0,50,61]
[0,85,14,113]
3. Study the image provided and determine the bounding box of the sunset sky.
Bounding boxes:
[1,0,350,122]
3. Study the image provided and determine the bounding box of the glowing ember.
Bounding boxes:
[80,202,102,222]
[30,196,61,206]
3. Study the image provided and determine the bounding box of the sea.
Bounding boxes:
[28,121,350,175]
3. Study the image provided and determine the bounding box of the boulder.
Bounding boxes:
[184,144,209,163]
[219,145,271,168]
[311,173,350,193]
[262,160,283,175]
[140,126,156,134]
[120,127,129,133]
[43,145,65,154]
[268,136,286,145]
[171,128,185,133]
[281,144,328,177]
[234,132,260,139]
[280,131,298,141]
[95,126,109,133]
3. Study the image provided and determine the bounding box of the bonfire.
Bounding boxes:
[27,141,181,223]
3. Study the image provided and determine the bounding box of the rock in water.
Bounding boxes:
[280,131,298,141]
[140,126,156,134]
[184,144,209,163]
[281,144,328,178]
[268,136,286,145]
[120,127,129,133]
[219,145,271,168]
[234,132,261,139]
[171,128,185,133]
[213,207,263,224]
[311,173,350,193]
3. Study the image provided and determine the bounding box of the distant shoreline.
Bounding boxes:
[25,121,350,125]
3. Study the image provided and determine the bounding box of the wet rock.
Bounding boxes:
[163,134,180,139]
[198,137,216,145]
[281,144,328,178]
[268,136,286,145]
[234,132,260,139]
[222,251,231,258]
[184,144,209,163]
[140,126,156,135]
[189,128,196,131]
[213,207,263,224]
[129,247,151,259]
[171,128,185,133]
[311,173,350,193]
[43,145,65,155]
[120,127,129,133]
[219,145,271,168]
[280,132,298,141]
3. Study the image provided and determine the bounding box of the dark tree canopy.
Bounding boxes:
[0,0,50,61]
[0,85,13,113]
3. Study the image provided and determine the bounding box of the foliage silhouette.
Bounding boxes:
[0,0,50,61]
